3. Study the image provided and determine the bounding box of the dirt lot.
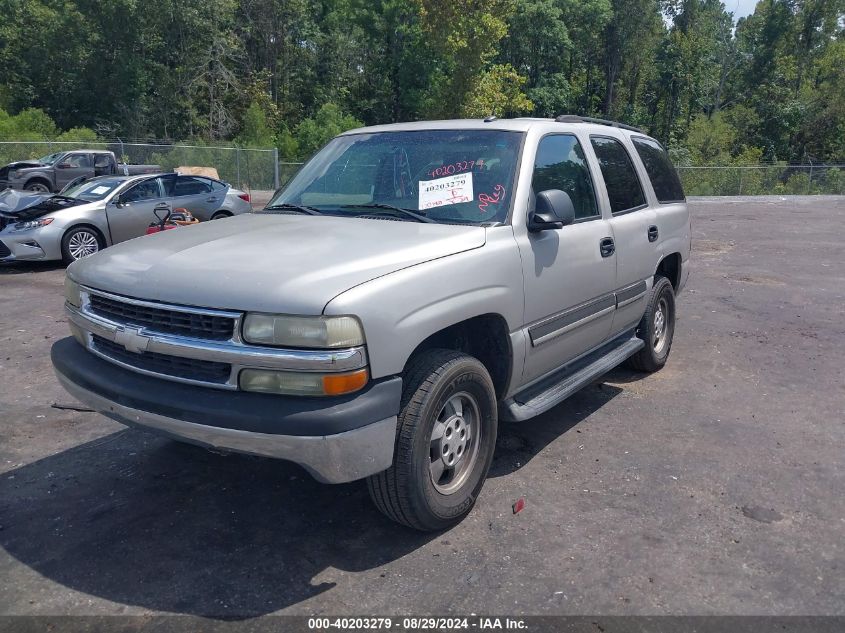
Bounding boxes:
[0,197,843,618]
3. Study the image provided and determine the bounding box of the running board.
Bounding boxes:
[500,335,645,422]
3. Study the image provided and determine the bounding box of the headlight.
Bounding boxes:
[239,367,369,396]
[242,314,365,348]
[14,218,54,231]
[64,277,82,308]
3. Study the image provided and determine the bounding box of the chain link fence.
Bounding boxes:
[2,141,844,197]
[0,141,279,194]
[677,165,845,196]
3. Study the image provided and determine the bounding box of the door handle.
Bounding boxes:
[600,237,615,258]
[648,225,659,242]
[206,197,218,203]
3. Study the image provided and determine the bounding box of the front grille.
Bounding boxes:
[0,240,11,258]
[92,335,232,384]
[89,293,235,341]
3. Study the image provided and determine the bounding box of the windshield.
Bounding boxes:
[61,177,126,201]
[268,130,523,225]
[37,152,65,165]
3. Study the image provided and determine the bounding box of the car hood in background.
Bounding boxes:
[3,161,46,171]
[0,195,90,220]
[68,213,487,314]
[0,189,50,215]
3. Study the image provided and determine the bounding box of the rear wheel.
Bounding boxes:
[61,226,102,264]
[211,211,232,220]
[367,349,498,531]
[627,275,676,372]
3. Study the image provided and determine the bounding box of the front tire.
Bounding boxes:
[25,181,51,194]
[367,349,498,531]
[61,226,102,264]
[627,275,676,372]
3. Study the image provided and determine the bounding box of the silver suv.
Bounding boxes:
[52,117,690,530]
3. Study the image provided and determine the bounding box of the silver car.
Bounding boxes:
[0,173,251,263]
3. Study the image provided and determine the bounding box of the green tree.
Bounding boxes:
[293,103,363,159]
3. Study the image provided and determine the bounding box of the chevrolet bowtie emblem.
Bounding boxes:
[114,326,150,354]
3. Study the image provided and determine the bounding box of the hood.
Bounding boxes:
[69,213,487,314]
[0,194,88,220]
[4,160,45,171]
[0,189,50,215]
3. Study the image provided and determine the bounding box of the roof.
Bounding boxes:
[341,116,650,137]
[57,149,117,154]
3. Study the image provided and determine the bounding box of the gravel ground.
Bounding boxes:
[0,196,843,618]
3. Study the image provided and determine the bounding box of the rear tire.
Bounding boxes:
[211,211,231,220]
[627,275,675,372]
[367,349,498,531]
[61,226,102,264]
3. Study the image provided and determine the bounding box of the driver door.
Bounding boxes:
[106,178,169,243]
[515,133,618,384]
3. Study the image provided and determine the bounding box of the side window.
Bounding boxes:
[632,137,685,203]
[210,179,227,191]
[93,154,111,169]
[590,136,646,214]
[173,176,212,196]
[122,179,160,203]
[66,153,93,168]
[532,134,599,220]
[160,174,177,196]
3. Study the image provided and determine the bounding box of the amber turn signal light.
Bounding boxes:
[322,368,369,396]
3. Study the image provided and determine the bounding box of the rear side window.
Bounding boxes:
[93,154,112,168]
[590,136,646,214]
[173,176,212,196]
[632,137,685,203]
[532,134,599,220]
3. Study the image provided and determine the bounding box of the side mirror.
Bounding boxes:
[528,189,576,232]
[113,195,126,208]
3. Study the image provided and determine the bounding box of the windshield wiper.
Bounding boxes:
[264,203,323,216]
[339,203,434,223]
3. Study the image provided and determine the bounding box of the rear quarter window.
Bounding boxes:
[632,137,685,203]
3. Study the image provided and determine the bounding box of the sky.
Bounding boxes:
[724,0,759,21]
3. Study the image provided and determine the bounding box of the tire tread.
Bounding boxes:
[368,349,492,531]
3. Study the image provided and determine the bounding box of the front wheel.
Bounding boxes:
[367,349,498,531]
[61,226,102,264]
[25,181,51,194]
[627,275,676,372]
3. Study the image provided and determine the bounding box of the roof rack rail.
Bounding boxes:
[554,114,644,134]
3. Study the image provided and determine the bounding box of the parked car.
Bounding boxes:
[0,150,160,193]
[52,116,690,530]
[0,173,251,263]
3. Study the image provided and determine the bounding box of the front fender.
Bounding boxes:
[323,226,524,380]
[19,170,53,185]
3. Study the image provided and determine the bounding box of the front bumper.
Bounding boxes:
[0,224,63,262]
[52,337,402,483]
